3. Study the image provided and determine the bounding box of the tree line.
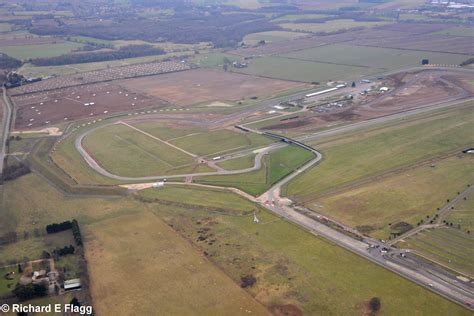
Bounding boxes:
[0,163,31,183]
[30,44,166,66]
[54,245,75,257]
[46,219,83,246]
[13,283,48,301]
[460,57,474,66]
[0,53,22,69]
[46,220,73,234]
[30,12,279,48]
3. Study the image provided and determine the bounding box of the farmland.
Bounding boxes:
[311,155,474,239]
[1,0,474,312]
[84,211,268,315]
[0,23,12,33]
[279,19,392,33]
[284,102,474,201]
[139,187,470,315]
[280,44,470,70]
[12,82,160,129]
[0,173,141,234]
[190,53,240,68]
[433,27,474,37]
[10,61,190,96]
[17,52,192,78]
[139,185,257,214]
[271,14,333,22]
[0,42,83,60]
[350,25,474,55]
[233,43,471,83]
[116,69,307,106]
[196,144,315,196]
[242,31,307,45]
[0,230,76,265]
[234,56,375,83]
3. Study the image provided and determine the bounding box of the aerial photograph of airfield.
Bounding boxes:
[0,0,473,315]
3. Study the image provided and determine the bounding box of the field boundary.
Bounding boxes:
[298,148,468,203]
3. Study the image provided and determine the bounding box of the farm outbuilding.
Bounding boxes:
[64,278,82,291]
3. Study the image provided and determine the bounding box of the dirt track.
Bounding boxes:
[359,69,474,113]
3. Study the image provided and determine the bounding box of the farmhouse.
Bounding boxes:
[32,270,47,283]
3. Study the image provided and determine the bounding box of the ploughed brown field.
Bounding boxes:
[116,69,307,106]
[12,82,164,129]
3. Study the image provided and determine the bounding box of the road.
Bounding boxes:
[75,105,474,308]
[70,67,474,308]
[75,121,289,181]
[0,87,13,176]
[259,186,474,309]
[75,96,473,182]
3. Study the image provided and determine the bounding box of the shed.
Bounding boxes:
[64,278,82,291]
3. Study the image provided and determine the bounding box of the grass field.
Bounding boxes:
[0,41,83,60]
[397,228,474,277]
[132,123,274,156]
[444,195,474,234]
[272,14,333,22]
[0,230,76,265]
[140,187,470,315]
[52,128,128,185]
[169,130,273,156]
[140,185,257,214]
[311,155,474,239]
[189,52,240,68]
[375,0,426,9]
[234,56,376,83]
[0,173,141,234]
[280,44,470,70]
[82,124,200,177]
[13,10,73,16]
[0,159,471,314]
[68,35,114,45]
[280,19,391,33]
[0,266,20,298]
[245,112,312,131]
[55,254,81,280]
[130,122,203,141]
[217,153,256,171]
[242,31,307,45]
[284,103,474,201]
[432,27,474,37]
[0,23,12,33]
[399,13,464,23]
[196,144,315,196]
[61,122,277,183]
[84,211,268,315]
